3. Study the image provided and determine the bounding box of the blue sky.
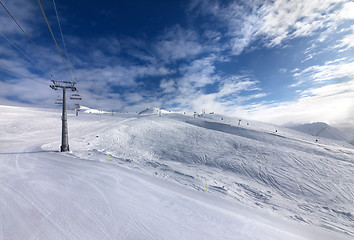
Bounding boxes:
[0,0,353,124]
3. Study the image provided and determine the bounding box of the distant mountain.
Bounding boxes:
[287,122,347,142]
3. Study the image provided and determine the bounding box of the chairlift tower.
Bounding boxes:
[50,80,77,152]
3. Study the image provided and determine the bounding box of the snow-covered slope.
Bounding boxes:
[287,122,348,142]
[1,105,353,240]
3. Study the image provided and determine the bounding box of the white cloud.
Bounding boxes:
[1,0,353,125]
[293,59,354,85]
[335,27,354,52]
[178,55,218,89]
[160,79,177,94]
[245,80,354,124]
[123,92,144,103]
[0,0,39,36]
[337,1,354,20]
[215,76,261,98]
[190,0,352,54]
[76,64,172,89]
[154,26,204,63]
[162,61,266,115]
[244,54,354,124]
[258,0,354,47]
[190,0,262,55]
[0,78,54,106]
[300,79,354,97]
[260,0,326,45]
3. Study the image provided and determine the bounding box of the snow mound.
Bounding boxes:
[288,122,347,142]
[138,107,170,115]
[80,106,109,114]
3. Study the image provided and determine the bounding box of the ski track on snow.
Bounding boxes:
[1,105,353,239]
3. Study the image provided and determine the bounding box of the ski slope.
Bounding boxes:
[0,105,353,239]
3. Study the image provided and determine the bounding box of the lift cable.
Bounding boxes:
[0,66,49,85]
[52,0,74,78]
[36,0,73,81]
[0,33,36,65]
[0,1,48,62]
[0,32,53,75]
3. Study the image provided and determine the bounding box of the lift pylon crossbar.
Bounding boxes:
[50,80,77,91]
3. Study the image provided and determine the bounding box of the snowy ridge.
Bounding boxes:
[1,105,353,240]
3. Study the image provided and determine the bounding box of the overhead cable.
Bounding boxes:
[0,33,52,75]
[0,1,47,61]
[0,66,48,85]
[0,32,35,65]
[36,0,73,81]
[52,0,74,78]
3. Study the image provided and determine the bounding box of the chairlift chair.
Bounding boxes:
[70,93,82,100]
[55,98,63,104]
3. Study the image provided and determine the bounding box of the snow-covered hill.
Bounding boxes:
[287,122,348,142]
[80,105,110,114]
[138,107,170,115]
[1,105,353,240]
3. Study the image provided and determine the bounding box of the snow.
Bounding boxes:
[80,106,110,114]
[138,107,170,115]
[1,105,353,240]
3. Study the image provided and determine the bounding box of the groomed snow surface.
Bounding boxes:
[1,105,353,240]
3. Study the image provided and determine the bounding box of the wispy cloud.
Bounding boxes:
[190,0,352,53]
[160,79,177,94]
[177,55,218,89]
[245,80,354,124]
[334,26,354,52]
[189,0,262,55]
[299,79,354,98]
[154,25,204,63]
[258,0,340,46]
[0,0,39,36]
[1,0,353,125]
[292,58,354,86]
[77,64,173,88]
[160,56,267,114]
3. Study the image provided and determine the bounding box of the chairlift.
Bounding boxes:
[55,98,63,104]
[74,103,80,109]
[70,93,82,100]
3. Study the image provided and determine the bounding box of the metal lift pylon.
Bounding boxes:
[50,80,77,152]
